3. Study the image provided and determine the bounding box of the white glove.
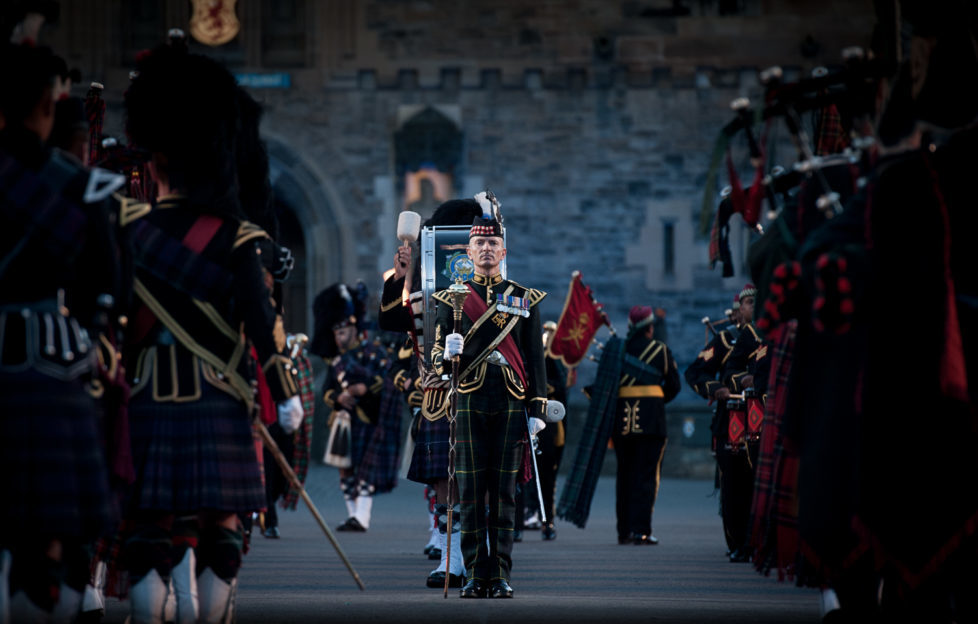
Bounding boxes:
[277,395,304,434]
[528,417,547,436]
[445,333,464,360]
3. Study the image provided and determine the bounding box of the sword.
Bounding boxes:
[527,422,547,524]
[528,400,565,524]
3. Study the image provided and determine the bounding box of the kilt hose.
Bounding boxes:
[456,365,527,583]
[128,382,265,514]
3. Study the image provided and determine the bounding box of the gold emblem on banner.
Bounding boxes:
[561,312,590,350]
[189,0,240,47]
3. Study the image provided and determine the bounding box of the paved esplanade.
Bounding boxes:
[105,464,819,623]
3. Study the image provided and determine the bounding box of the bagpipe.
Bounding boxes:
[703,46,893,337]
[701,311,734,345]
[332,345,386,397]
[703,47,888,273]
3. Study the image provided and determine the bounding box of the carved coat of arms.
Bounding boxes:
[190,0,240,47]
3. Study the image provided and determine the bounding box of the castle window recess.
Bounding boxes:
[261,0,307,68]
[394,107,463,217]
[662,220,676,277]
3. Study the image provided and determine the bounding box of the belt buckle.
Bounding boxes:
[487,351,502,365]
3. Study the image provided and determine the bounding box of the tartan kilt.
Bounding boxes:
[349,415,375,472]
[0,370,115,539]
[407,413,450,485]
[356,382,404,494]
[128,383,264,513]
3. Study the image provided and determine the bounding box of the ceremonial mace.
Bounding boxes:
[254,335,366,591]
[394,210,421,478]
[396,211,421,275]
[444,277,469,597]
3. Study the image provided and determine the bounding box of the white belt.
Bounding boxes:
[486,350,510,366]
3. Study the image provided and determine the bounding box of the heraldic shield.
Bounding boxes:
[419,225,506,366]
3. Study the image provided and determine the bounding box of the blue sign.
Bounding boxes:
[236,73,291,89]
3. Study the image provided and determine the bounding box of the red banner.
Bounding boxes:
[546,272,608,368]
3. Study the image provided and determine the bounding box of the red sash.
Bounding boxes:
[462,283,527,387]
[131,215,224,344]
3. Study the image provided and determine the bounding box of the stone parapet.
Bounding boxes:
[328,64,813,92]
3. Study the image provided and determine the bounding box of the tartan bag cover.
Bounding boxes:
[556,335,624,528]
[324,410,352,468]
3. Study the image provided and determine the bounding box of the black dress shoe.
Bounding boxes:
[729,549,750,563]
[489,579,514,599]
[459,579,486,599]
[542,524,556,541]
[618,536,630,545]
[427,571,465,588]
[427,547,442,561]
[337,517,366,532]
[633,534,659,545]
[513,530,523,543]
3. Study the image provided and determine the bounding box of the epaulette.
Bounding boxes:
[116,193,152,227]
[744,323,762,342]
[697,346,715,362]
[431,289,454,306]
[83,167,126,204]
[506,280,547,307]
[233,221,271,250]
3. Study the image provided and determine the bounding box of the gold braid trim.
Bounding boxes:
[233,221,271,250]
[133,278,252,410]
[117,193,151,227]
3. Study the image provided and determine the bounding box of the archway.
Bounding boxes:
[264,136,346,337]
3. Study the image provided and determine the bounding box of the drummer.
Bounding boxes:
[717,284,768,563]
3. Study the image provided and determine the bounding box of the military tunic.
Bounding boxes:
[124,196,298,513]
[432,272,546,584]
[612,334,681,542]
[0,127,122,541]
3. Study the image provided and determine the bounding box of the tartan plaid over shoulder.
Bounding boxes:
[283,352,316,510]
[557,335,624,528]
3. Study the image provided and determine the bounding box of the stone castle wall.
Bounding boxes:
[47,0,877,471]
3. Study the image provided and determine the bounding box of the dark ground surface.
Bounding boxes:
[103,463,820,624]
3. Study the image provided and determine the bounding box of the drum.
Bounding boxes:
[725,397,746,448]
[744,387,764,442]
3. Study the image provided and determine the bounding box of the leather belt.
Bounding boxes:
[618,384,664,398]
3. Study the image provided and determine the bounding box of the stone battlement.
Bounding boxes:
[338,64,813,92]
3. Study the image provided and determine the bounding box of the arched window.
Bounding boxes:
[393,107,463,219]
